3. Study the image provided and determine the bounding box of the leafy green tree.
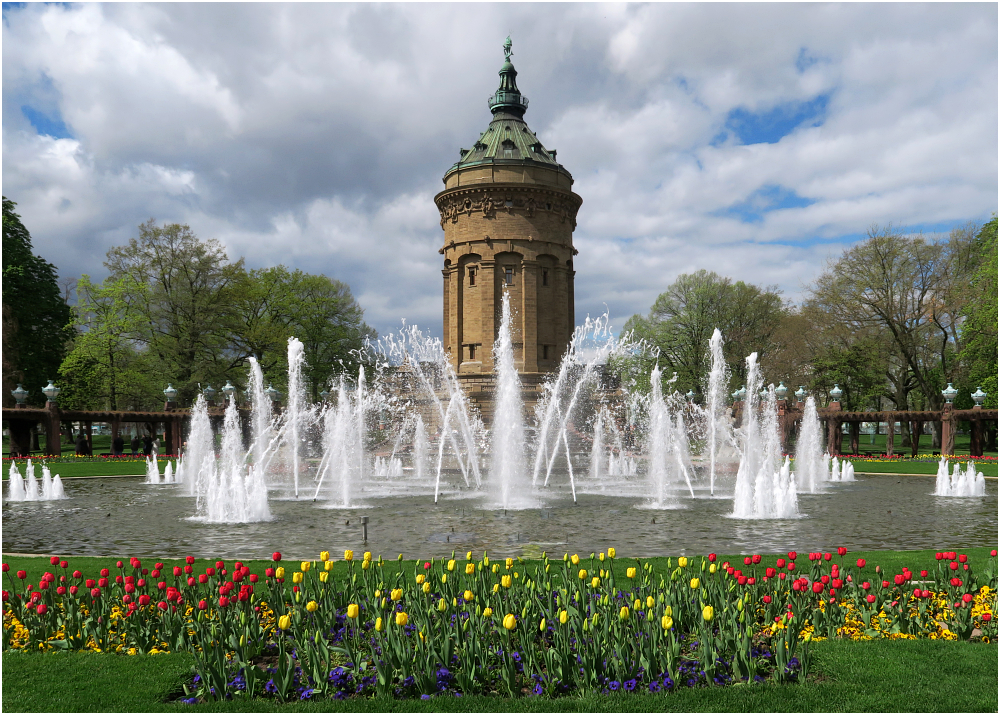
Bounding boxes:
[622,270,786,395]
[57,275,160,411]
[958,215,998,408]
[104,220,244,405]
[2,197,73,406]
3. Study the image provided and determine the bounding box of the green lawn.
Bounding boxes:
[835,431,997,460]
[847,459,997,477]
[2,432,173,459]
[1,639,995,712]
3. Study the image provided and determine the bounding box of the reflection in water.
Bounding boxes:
[2,474,996,560]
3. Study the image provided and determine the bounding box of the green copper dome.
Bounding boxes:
[444,37,570,182]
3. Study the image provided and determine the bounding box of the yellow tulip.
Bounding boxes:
[391,588,403,601]
[483,555,490,566]
[661,615,673,631]
[493,583,500,593]
[319,551,330,562]
[363,551,372,562]
[465,564,476,575]
[599,552,605,562]
[463,590,474,602]
[619,606,630,620]
[559,610,568,624]
[324,560,334,571]
[514,571,519,579]
[709,563,717,574]
[633,598,641,610]
[395,611,408,626]
[292,572,304,584]
[678,556,688,568]
[545,564,551,573]
[275,567,285,579]
[441,574,447,584]
[278,614,291,630]
[346,603,359,619]
[306,600,318,612]
[375,617,383,631]
[301,561,311,573]
[416,574,426,585]
[608,547,616,559]
[319,571,329,583]
[422,582,430,594]
[702,605,714,622]
[452,597,458,607]
[445,559,455,572]
[362,560,371,570]
[374,590,381,599]
[438,598,448,612]
[492,564,499,574]
[483,606,493,617]
[344,550,354,562]
[578,569,587,580]
[571,554,580,566]
[646,596,655,609]
[690,578,700,590]
[501,575,512,588]
[540,618,546,631]
[466,551,473,560]
[591,577,600,588]
[503,614,516,630]
[665,605,672,617]
[626,567,636,578]
[506,557,514,569]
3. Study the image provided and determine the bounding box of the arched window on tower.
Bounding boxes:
[501,139,517,159]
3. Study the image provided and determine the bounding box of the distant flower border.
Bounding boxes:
[2,455,178,464]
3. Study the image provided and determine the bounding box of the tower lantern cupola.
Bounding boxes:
[488,36,529,117]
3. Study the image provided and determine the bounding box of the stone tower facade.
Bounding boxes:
[436,39,582,377]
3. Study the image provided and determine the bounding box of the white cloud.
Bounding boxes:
[3,3,996,337]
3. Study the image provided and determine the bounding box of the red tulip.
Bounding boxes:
[199,574,208,584]
[766,567,776,578]
[155,600,167,611]
[958,554,968,563]
[72,570,82,579]
[752,554,762,565]
[912,588,921,597]
[56,586,66,595]
[948,552,957,560]
[137,578,146,587]
[921,590,930,598]
[812,582,824,594]
[820,575,830,585]
[866,594,876,604]
[125,584,135,594]
[708,553,717,562]
[837,547,847,556]
[157,581,166,591]
[59,561,68,569]
[962,593,973,604]
[983,613,993,621]
[187,577,195,586]
[141,568,148,575]
[893,574,905,586]
[748,577,756,585]
[950,577,963,587]
[787,562,796,571]
[272,552,282,561]
[186,556,196,565]
[206,567,215,576]
[292,585,300,592]
[1,564,7,573]
[69,585,78,595]
[172,566,181,577]
[882,580,890,588]
[776,558,786,568]
[184,565,193,575]
[117,560,124,568]
[935,552,943,560]
[91,587,101,598]
[787,551,797,560]
[832,579,843,589]
[115,575,123,584]
[744,557,752,566]
[123,594,132,604]
[154,562,163,570]
[38,581,48,590]
[762,595,772,604]
[824,553,832,561]
[98,578,108,588]
[49,556,59,566]
[16,570,26,580]
[151,569,160,578]
[215,561,224,570]
[726,566,735,575]
[249,574,258,583]
[424,561,431,569]
[85,579,95,588]
[198,599,208,610]
[920,570,928,577]
[36,603,48,615]
[949,562,959,571]
[778,572,786,580]
[991,550,997,557]
[138,594,151,606]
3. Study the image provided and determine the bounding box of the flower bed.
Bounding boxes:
[3,455,178,464]
[2,548,996,703]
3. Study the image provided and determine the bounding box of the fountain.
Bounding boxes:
[703,328,730,496]
[7,460,65,501]
[145,456,161,484]
[731,355,798,519]
[794,397,827,493]
[489,291,532,509]
[934,458,986,497]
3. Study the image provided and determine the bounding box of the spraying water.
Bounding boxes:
[934,458,986,496]
[287,337,306,498]
[704,328,729,496]
[490,291,531,509]
[794,397,827,493]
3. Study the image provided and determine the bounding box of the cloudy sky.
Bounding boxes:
[4,3,996,338]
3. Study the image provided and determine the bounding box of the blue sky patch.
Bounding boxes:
[718,184,816,223]
[795,48,820,73]
[723,93,829,145]
[21,104,72,139]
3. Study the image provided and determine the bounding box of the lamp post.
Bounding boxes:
[203,384,217,407]
[941,382,958,404]
[319,389,330,404]
[794,385,807,404]
[971,387,987,409]
[10,384,28,407]
[685,389,695,402]
[731,386,746,403]
[222,380,236,407]
[829,384,843,408]
[265,383,281,407]
[163,384,178,410]
[775,382,788,401]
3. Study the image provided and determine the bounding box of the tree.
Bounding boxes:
[958,216,998,408]
[622,270,786,394]
[2,197,73,406]
[57,275,160,411]
[104,220,244,405]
